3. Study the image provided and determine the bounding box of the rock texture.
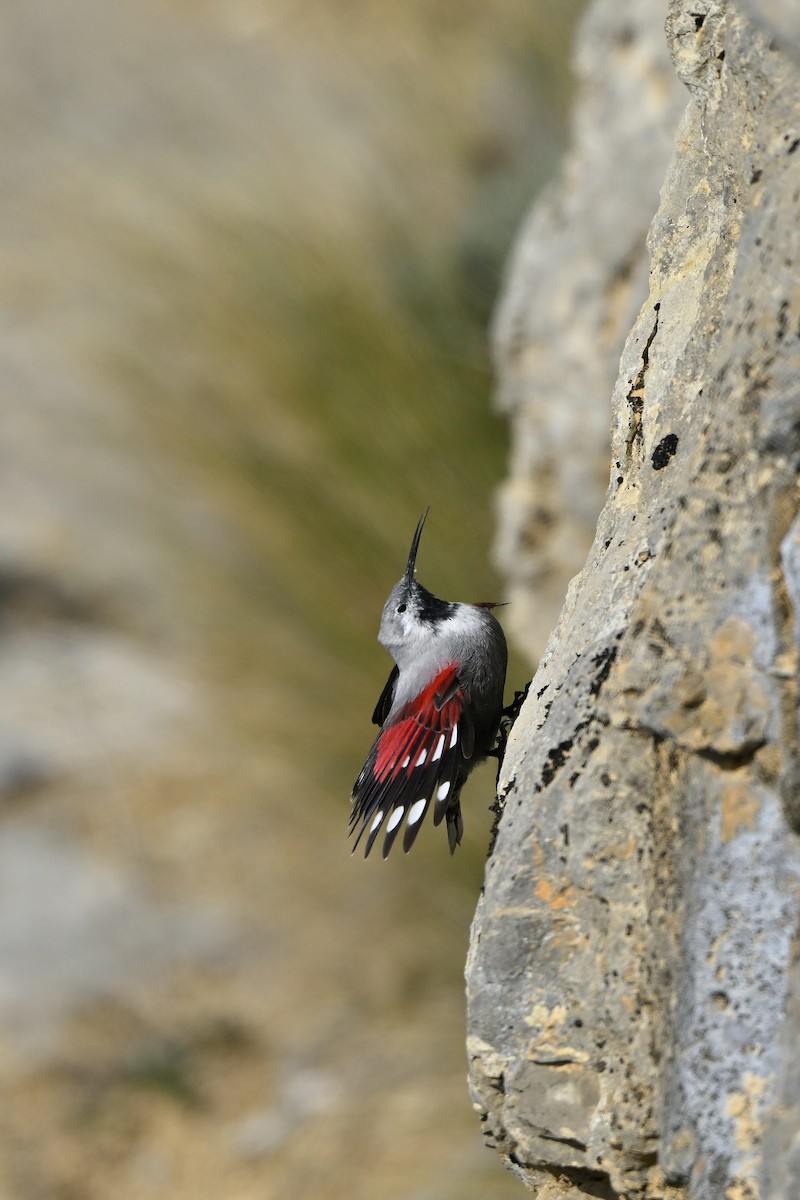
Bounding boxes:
[469,2,800,1197]
[493,0,687,660]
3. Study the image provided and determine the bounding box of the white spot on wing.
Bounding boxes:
[437,780,451,801]
[408,798,427,825]
[387,807,404,832]
[370,811,384,833]
[432,734,445,762]
[415,748,427,767]
[401,756,410,768]
[449,726,458,748]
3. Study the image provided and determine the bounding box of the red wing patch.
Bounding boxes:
[350,664,474,858]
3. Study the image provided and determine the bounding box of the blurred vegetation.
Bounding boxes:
[1,1,586,1196]
[106,0,584,813]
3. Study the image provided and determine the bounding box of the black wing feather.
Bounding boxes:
[371,666,399,727]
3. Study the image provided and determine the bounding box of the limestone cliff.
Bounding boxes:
[469,2,800,1197]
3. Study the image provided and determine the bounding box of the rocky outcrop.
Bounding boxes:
[469,2,800,1197]
[492,0,686,660]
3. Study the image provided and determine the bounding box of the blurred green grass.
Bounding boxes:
[99,0,583,814]
[1,3,587,1194]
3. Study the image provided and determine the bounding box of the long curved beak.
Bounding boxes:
[405,507,429,584]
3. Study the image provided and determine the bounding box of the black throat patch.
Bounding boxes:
[414,583,456,624]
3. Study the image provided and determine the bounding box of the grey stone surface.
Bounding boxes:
[470,1,800,1196]
[492,0,687,662]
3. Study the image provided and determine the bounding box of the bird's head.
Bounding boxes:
[378,509,456,661]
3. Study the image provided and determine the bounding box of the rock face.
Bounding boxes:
[468,2,800,1198]
[492,0,686,660]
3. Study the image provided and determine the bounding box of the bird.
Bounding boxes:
[350,509,508,858]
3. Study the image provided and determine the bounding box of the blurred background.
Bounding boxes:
[0,0,584,1196]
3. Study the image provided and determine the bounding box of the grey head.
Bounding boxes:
[378,509,456,667]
